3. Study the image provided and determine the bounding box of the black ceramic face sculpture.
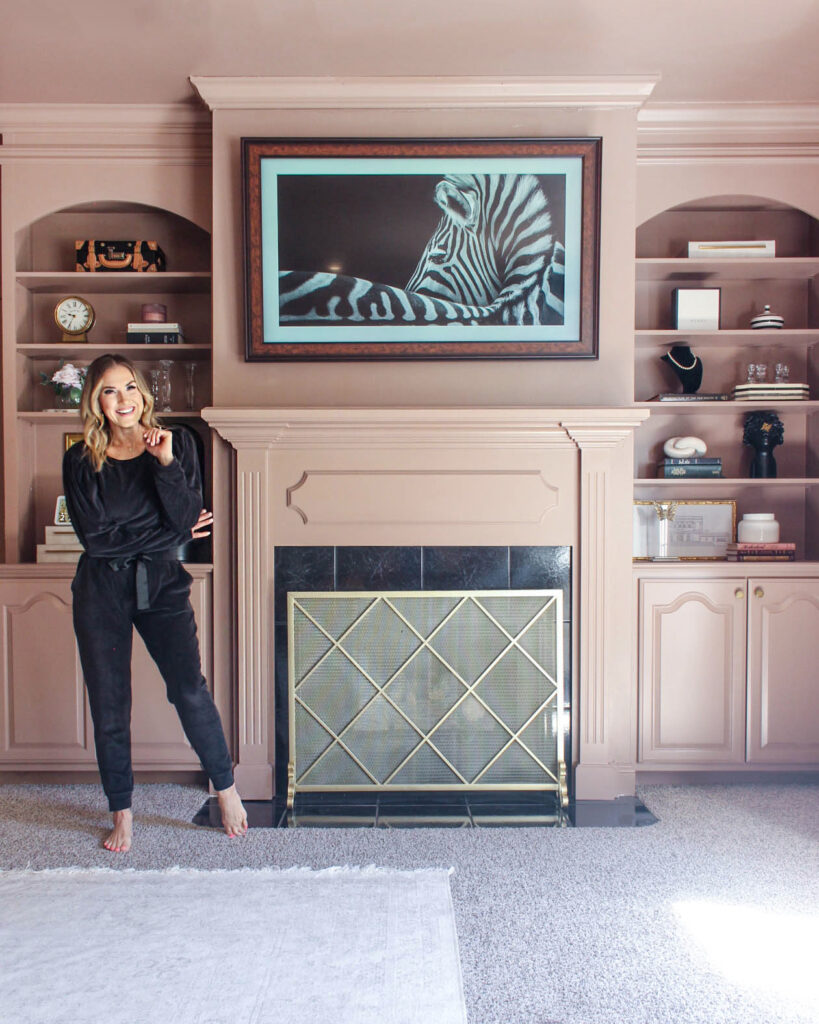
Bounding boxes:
[661,346,703,394]
[742,410,784,478]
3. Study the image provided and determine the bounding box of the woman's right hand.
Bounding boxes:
[192,509,213,539]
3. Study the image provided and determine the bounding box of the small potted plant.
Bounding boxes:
[40,362,88,408]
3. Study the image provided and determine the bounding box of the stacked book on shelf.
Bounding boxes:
[649,393,729,402]
[126,322,184,345]
[732,382,810,402]
[657,457,722,478]
[725,542,796,562]
[36,525,83,564]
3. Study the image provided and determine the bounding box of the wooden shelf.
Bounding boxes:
[635,329,819,349]
[18,410,205,421]
[18,343,211,359]
[635,477,819,488]
[636,258,819,282]
[15,271,211,294]
[634,400,819,413]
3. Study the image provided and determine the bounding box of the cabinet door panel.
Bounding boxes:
[130,572,212,768]
[0,579,95,764]
[747,579,819,763]
[639,579,746,763]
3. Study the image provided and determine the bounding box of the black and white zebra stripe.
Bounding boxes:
[278,173,564,327]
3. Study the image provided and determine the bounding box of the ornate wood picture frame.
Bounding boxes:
[242,137,601,361]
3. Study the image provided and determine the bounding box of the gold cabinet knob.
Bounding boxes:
[754,586,765,598]
[735,588,745,599]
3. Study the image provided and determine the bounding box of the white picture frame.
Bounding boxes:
[633,499,737,561]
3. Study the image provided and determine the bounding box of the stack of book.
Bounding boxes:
[126,322,184,345]
[725,542,796,562]
[732,382,809,402]
[36,525,83,564]
[657,457,722,478]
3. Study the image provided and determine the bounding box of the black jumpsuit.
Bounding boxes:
[63,429,234,812]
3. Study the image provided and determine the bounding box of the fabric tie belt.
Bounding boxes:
[106,550,180,610]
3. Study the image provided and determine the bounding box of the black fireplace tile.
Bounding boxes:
[510,546,571,608]
[273,621,290,797]
[274,547,334,623]
[335,546,422,591]
[422,547,509,590]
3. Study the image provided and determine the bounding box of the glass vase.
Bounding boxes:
[156,360,173,412]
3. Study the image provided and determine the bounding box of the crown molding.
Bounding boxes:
[638,103,819,161]
[202,407,650,451]
[0,103,211,162]
[190,75,660,111]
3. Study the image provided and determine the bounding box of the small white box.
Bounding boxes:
[44,525,80,546]
[674,288,721,330]
[688,240,776,258]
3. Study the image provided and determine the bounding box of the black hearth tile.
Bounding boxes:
[467,791,559,811]
[422,547,509,590]
[510,546,571,607]
[274,547,334,623]
[378,815,472,829]
[192,798,286,829]
[285,811,378,828]
[335,546,422,591]
[567,796,659,828]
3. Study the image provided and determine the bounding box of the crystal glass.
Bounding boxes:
[148,368,161,407]
[745,363,758,384]
[156,360,173,412]
[754,362,768,384]
[774,362,790,384]
[184,361,197,411]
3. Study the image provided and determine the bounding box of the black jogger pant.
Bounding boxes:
[72,554,234,812]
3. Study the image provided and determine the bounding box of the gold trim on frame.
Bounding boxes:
[64,432,84,451]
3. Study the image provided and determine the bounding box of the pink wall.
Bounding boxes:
[209,105,638,409]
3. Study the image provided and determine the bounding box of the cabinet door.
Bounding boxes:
[747,578,819,763]
[0,578,95,766]
[639,578,747,763]
[130,572,212,769]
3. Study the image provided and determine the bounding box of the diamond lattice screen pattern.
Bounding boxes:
[288,591,562,793]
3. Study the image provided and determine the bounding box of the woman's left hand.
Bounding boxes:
[143,427,174,466]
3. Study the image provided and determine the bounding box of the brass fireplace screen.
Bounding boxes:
[287,590,566,807]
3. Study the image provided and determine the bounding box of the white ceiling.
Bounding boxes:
[1,0,817,107]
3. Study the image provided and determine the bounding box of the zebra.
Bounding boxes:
[278,173,564,327]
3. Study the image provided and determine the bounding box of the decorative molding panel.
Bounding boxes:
[285,469,559,526]
[190,75,659,111]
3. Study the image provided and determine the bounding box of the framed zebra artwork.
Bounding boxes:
[242,137,601,360]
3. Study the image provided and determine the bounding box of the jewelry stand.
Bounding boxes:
[661,345,703,394]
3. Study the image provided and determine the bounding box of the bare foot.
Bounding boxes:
[216,784,248,837]
[103,809,132,853]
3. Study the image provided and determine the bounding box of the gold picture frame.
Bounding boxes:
[64,432,83,451]
[633,499,737,561]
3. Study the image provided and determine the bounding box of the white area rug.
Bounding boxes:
[0,866,467,1024]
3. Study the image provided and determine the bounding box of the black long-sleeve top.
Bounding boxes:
[62,429,202,559]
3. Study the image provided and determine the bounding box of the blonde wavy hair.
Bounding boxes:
[80,354,161,471]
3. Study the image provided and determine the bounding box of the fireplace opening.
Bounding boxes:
[274,546,572,810]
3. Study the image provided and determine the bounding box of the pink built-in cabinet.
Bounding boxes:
[634,196,819,772]
[0,184,217,773]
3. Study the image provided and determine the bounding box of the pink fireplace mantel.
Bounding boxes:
[203,406,649,802]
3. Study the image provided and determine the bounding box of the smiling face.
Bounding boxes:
[97,364,145,430]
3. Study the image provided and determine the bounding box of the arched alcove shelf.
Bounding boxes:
[632,194,819,563]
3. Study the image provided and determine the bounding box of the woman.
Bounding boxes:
[63,354,247,851]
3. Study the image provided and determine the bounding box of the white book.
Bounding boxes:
[44,525,80,546]
[36,545,81,563]
[127,322,184,332]
[688,240,776,258]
